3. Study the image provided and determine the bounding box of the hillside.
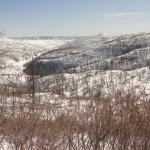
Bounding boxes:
[24,33,150,76]
[1,33,150,150]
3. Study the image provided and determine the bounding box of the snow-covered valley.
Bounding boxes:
[0,33,150,96]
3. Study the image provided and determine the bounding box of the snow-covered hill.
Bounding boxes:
[24,33,150,76]
[0,37,71,84]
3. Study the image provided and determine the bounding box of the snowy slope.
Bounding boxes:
[0,37,71,84]
[19,33,150,96]
[24,33,150,76]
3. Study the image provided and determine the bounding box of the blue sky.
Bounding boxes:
[0,0,150,37]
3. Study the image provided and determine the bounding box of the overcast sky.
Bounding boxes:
[1,0,150,37]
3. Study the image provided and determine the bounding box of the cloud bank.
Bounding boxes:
[90,12,150,18]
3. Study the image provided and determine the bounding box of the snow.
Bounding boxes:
[0,37,72,84]
[1,33,150,95]
[21,39,71,49]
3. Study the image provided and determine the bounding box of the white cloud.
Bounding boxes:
[90,12,150,18]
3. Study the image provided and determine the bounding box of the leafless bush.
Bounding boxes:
[0,84,150,150]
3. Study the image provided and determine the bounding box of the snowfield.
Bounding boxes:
[22,39,70,49]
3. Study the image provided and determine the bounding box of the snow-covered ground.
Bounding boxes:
[0,37,72,84]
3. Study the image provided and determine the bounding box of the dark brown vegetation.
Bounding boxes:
[0,82,150,150]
